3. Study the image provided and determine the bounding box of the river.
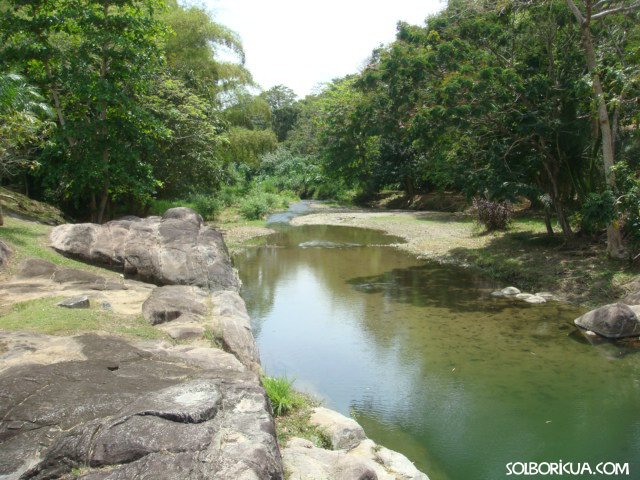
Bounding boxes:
[233,202,640,480]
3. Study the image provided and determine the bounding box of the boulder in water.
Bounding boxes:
[574,303,640,339]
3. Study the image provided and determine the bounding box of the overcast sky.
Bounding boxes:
[202,0,446,98]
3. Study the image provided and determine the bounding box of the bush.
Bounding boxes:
[238,188,291,220]
[473,198,512,231]
[238,193,271,220]
[262,376,304,416]
[190,193,221,220]
[579,191,616,235]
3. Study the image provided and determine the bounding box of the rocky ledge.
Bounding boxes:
[49,207,239,291]
[283,407,428,480]
[0,332,282,479]
[1,208,431,479]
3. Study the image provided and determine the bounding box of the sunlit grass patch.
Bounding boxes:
[0,296,165,340]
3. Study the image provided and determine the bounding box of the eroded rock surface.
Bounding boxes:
[283,408,428,480]
[574,303,640,339]
[0,259,154,316]
[142,285,260,371]
[50,208,240,291]
[0,333,282,480]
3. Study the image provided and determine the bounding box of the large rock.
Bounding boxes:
[574,303,640,339]
[282,436,429,480]
[309,407,366,451]
[142,285,261,371]
[50,208,240,291]
[17,258,126,291]
[0,333,283,480]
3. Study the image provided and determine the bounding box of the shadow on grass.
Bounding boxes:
[446,230,636,305]
[0,224,45,247]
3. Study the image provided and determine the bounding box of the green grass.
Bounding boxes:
[262,375,331,449]
[0,297,165,340]
[447,216,638,306]
[0,216,116,277]
[1,187,66,225]
[263,375,305,416]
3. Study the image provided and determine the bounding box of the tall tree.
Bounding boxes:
[565,0,640,256]
[260,85,300,141]
[2,0,167,222]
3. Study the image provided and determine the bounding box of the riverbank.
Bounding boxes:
[226,204,637,308]
[0,201,430,479]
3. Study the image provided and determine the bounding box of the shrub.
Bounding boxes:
[473,197,513,231]
[190,194,221,220]
[239,193,271,220]
[238,189,291,220]
[262,376,304,416]
[579,191,616,235]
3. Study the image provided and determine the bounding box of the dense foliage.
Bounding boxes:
[283,0,640,255]
[1,0,639,253]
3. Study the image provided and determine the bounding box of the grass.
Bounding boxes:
[262,375,331,449]
[0,216,117,278]
[263,375,305,416]
[1,187,66,225]
[295,208,639,307]
[0,296,165,340]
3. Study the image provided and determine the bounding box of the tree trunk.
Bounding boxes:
[567,0,627,258]
[97,181,109,224]
[554,199,573,238]
[90,193,97,223]
[404,176,415,200]
[544,210,554,237]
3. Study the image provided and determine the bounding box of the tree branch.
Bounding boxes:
[592,2,640,19]
[565,0,586,24]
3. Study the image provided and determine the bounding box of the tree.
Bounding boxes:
[162,0,253,100]
[0,72,53,224]
[2,0,167,222]
[565,0,640,256]
[261,85,300,141]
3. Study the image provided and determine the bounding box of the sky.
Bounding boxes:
[203,0,446,98]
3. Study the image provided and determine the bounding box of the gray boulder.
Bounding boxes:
[57,295,90,309]
[0,333,283,480]
[142,285,209,325]
[50,208,240,291]
[142,285,261,371]
[574,303,640,339]
[309,407,366,451]
[17,258,126,291]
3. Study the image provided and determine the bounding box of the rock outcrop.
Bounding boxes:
[0,333,283,480]
[574,303,640,339]
[283,408,429,480]
[142,285,260,371]
[50,208,240,291]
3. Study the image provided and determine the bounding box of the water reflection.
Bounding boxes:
[234,224,640,480]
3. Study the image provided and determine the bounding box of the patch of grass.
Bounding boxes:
[0,216,115,278]
[203,326,225,350]
[1,187,66,225]
[0,297,165,340]
[448,225,637,306]
[263,376,304,416]
[262,376,331,449]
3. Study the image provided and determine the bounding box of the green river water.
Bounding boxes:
[234,207,640,480]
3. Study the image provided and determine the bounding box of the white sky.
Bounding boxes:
[203,0,446,98]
